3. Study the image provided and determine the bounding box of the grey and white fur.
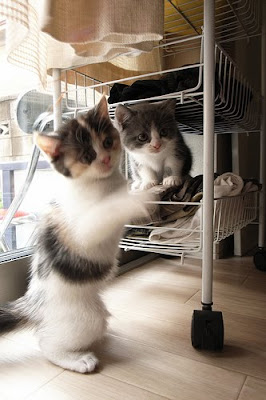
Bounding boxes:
[0,96,151,374]
[115,99,192,190]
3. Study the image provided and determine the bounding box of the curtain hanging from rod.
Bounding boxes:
[0,0,164,88]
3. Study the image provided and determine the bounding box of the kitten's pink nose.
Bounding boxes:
[153,142,161,150]
[102,155,111,165]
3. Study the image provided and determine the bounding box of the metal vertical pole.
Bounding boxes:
[52,69,62,130]
[258,2,266,249]
[202,0,215,309]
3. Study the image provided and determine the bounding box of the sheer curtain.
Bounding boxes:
[0,0,164,88]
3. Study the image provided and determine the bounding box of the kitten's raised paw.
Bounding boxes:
[163,175,183,187]
[131,181,141,191]
[140,180,159,190]
[71,352,99,374]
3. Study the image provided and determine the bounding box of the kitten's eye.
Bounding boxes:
[138,133,148,142]
[80,152,95,164]
[103,137,113,149]
[160,130,168,137]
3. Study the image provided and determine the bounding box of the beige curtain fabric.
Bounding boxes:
[41,0,163,47]
[110,47,164,74]
[1,0,164,87]
[1,1,48,87]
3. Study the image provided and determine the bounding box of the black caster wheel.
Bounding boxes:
[191,310,224,350]
[253,249,266,271]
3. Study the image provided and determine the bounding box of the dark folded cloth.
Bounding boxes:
[128,176,205,225]
[159,175,204,223]
[108,65,252,131]
[108,66,220,104]
[108,79,170,104]
[108,83,129,104]
[242,178,262,192]
[160,174,204,202]
[162,66,220,94]
[124,227,152,239]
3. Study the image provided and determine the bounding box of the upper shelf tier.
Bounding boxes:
[162,0,261,56]
[59,41,260,135]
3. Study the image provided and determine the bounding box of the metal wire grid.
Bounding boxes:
[179,43,260,133]
[163,0,261,56]
[59,40,260,134]
[119,237,202,257]
[213,191,259,241]
[119,191,258,257]
[62,69,112,113]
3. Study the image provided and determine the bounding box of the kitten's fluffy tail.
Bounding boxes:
[0,297,29,334]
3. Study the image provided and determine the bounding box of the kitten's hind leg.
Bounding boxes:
[41,346,99,373]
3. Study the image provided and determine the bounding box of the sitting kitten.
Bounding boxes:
[0,96,150,374]
[115,99,192,190]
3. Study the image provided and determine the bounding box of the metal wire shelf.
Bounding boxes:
[162,0,261,56]
[60,39,260,134]
[119,191,258,258]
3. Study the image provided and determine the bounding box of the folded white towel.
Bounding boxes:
[149,208,201,244]
[214,173,244,198]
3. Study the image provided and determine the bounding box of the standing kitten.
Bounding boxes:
[115,99,192,190]
[0,96,150,373]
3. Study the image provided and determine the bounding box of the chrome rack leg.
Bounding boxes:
[201,0,215,312]
[53,68,62,130]
[254,2,266,271]
[191,0,224,351]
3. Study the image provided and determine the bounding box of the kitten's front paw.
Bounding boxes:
[72,352,99,374]
[140,180,159,190]
[163,175,183,187]
[131,181,141,191]
[129,190,158,222]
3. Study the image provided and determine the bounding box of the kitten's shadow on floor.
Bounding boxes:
[91,335,128,372]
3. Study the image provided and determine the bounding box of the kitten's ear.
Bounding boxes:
[163,99,177,112]
[34,132,62,160]
[95,95,109,118]
[115,104,135,125]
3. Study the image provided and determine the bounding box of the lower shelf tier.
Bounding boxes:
[119,191,259,257]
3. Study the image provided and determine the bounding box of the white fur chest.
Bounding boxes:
[129,150,166,172]
[52,172,126,262]
[129,139,176,173]
[56,172,123,221]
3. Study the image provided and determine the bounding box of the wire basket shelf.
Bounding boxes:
[60,38,260,134]
[163,0,261,56]
[119,191,258,257]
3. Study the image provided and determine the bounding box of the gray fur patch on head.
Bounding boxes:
[115,99,192,178]
[115,100,177,152]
